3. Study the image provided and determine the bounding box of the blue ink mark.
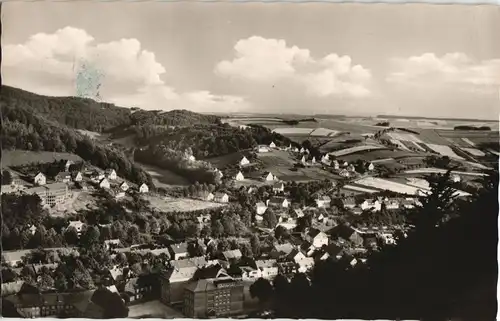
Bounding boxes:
[75,60,105,101]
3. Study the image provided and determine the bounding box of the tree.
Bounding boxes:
[64,226,79,245]
[1,170,13,185]
[212,220,225,238]
[81,226,100,247]
[263,210,278,228]
[274,225,289,240]
[250,277,274,303]
[250,234,261,257]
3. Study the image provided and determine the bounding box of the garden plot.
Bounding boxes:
[144,195,225,212]
[387,132,424,143]
[405,178,431,191]
[409,141,426,151]
[330,145,386,157]
[309,128,339,137]
[461,148,486,157]
[390,139,410,151]
[424,144,464,160]
[272,127,315,135]
[355,177,423,195]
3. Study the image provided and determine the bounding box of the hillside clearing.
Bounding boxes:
[354,177,425,195]
[461,148,486,157]
[144,195,226,212]
[404,167,488,177]
[387,132,424,143]
[424,144,465,160]
[2,150,83,168]
[272,127,315,135]
[329,145,386,157]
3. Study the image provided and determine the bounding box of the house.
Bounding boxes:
[269,141,277,148]
[339,169,350,178]
[277,261,298,276]
[263,172,276,182]
[240,266,262,281]
[367,162,375,171]
[347,164,356,172]
[272,182,285,193]
[116,181,129,192]
[320,244,344,261]
[384,198,401,210]
[252,259,278,280]
[257,145,270,153]
[239,156,250,167]
[360,199,382,212]
[71,171,83,182]
[378,232,396,245]
[328,224,364,247]
[304,228,329,248]
[64,160,74,171]
[124,274,156,302]
[112,188,125,199]
[255,214,264,222]
[99,178,110,189]
[105,169,117,180]
[90,171,105,182]
[311,156,316,164]
[222,249,242,262]
[188,155,196,162]
[402,198,420,209]
[300,242,316,257]
[234,171,245,181]
[139,183,149,193]
[28,225,37,235]
[332,160,340,170]
[273,243,295,257]
[451,174,461,183]
[300,147,305,154]
[25,183,69,207]
[67,220,85,236]
[34,172,46,186]
[296,257,314,273]
[294,208,305,218]
[104,239,121,251]
[352,207,363,215]
[55,171,71,183]
[266,197,289,208]
[315,195,331,208]
[287,249,307,263]
[183,277,244,318]
[214,192,229,203]
[256,202,268,215]
[199,191,215,201]
[169,243,189,260]
[342,198,356,209]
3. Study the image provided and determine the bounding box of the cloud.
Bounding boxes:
[215,36,372,98]
[387,53,500,87]
[3,26,246,112]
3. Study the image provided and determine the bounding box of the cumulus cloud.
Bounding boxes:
[3,26,246,112]
[215,36,372,98]
[387,52,500,87]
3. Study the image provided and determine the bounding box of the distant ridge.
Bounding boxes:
[377,114,499,123]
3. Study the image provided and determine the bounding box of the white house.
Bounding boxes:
[256,202,268,215]
[119,181,129,191]
[367,163,375,171]
[342,198,356,209]
[99,178,111,189]
[199,191,215,201]
[294,208,305,218]
[263,172,276,181]
[254,260,278,280]
[304,228,329,248]
[311,156,316,164]
[188,155,196,162]
[34,172,46,186]
[113,188,125,199]
[214,192,229,203]
[384,198,401,210]
[139,183,149,193]
[297,257,315,273]
[300,155,307,165]
[332,160,340,170]
[267,197,289,208]
[234,171,245,181]
[241,266,262,281]
[28,225,37,235]
[105,169,117,180]
[90,171,105,182]
[288,249,307,263]
[104,239,121,251]
[255,214,264,222]
[72,171,83,182]
[315,195,331,208]
[272,182,285,193]
[360,200,382,212]
[67,220,85,236]
[451,174,461,183]
[64,160,74,172]
[347,164,356,172]
[239,156,250,166]
[269,142,277,148]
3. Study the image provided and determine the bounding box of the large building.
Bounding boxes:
[183,277,244,318]
[24,183,68,207]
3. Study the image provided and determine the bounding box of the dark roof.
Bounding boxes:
[325,244,343,257]
[307,228,322,239]
[328,224,358,240]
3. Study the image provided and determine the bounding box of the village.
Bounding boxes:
[1,138,454,319]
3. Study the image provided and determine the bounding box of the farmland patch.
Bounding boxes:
[272,127,315,135]
[424,144,464,160]
[144,195,226,212]
[387,132,423,143]
[461,148,486,157]
[404,167,488,177]
[342,184,378,193]
[1,150,83,168]
[309,128,340,137]
[354,177,424,195]
[390,139,410,151]
[329,145,386,157]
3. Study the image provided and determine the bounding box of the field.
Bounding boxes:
[329,145,386,157]
[309,128,340,137]
[404,167,488,177]
[136,162,190,188]
[272,127,315,135]
[339,149,420,163]
[390,139,410,151]
[354,177,424,195]
[144,195,226,212]
[462,138,476,146]
[424,144,464,160]
[2,150,83,168]
[49,190,97,216]
[342,184,378,194]
[461,148,486,157]
[387,132,424,143]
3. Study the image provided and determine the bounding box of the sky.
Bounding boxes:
[2,2,499,119]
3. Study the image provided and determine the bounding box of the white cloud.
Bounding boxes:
[215,36,372,98]
[3,26,246,112]
[387,52,500,87]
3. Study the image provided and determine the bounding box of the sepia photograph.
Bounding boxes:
[1,1,499,320]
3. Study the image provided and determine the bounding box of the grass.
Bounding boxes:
[2,150,83,168]
[329,145,386,157]
[144,195,226,212]
[136,162,190,187]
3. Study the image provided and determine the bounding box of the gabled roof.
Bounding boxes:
[268,196,287,204]
[169,242,188,254]
[214,192,228,198]
[255,259,277,270]
[325,244,343,257]
[185,279,217,293]
[307,227,323,239]
[328,224,358,240]
[317,195,331,202]
[222,249,242,260]
[55,171,71,177]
